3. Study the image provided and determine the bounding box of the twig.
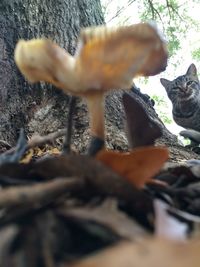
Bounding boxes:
[32,155,153,216]
[0,129,27,165]
[107,0,136,23]
[63,96,77,154]
[166,0,184,21]
[0,177,84,208]
[0,176,35,186]
[147,0,163,22]
[2,128,67,156]
[0,140,12,149]
[27,129,66,149]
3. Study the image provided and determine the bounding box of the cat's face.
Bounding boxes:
[160,64,200,103]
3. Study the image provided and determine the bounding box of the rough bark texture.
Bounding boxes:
[0,0,105,147]
[126,90,199,162]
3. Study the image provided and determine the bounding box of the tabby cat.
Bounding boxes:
[160,64,200,133]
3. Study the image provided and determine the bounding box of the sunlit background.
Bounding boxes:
[101,0,200,137]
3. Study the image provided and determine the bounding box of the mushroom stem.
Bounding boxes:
[85,92,105,155]
[87,136,105,156]
[85,92,105,140]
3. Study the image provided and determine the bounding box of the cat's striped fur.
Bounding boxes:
[160,64,200,132]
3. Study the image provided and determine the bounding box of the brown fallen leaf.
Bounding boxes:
[14,23,168,151]
[96,146,169,188]
[69,238,200,267]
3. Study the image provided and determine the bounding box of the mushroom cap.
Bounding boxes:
[14,23,168,95]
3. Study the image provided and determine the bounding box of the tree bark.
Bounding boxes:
[127,89,199,162]
[0,0,104,147]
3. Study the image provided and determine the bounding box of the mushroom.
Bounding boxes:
[14,23,168,155]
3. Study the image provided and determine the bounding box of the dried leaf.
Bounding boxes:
[96,146,169,188]
[20,149,34,163]
[48,147,60,155]
[69,239,200,267]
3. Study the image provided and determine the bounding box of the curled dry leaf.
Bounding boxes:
[96,146,169,188]
[14,23,168,144]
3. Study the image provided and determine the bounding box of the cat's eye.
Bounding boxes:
[186,80,193,86]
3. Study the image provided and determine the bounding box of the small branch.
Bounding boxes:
[27,129,66,149]
[63,96,77,154]
[166,0,172,18]
[107,0,137,23]
[147,0,163,22]
[0,129,27,165]
[0,177,84,208]
[165,0,184,21]
[32,155,153,215]
[2,128,67,157]
[0,140,12,149]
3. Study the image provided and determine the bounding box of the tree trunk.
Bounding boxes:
[127,89,199,162]
[0,0,104,147]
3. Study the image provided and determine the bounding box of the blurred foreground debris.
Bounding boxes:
[0,138,200,266]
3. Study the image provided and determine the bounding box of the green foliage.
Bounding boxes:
[151,94,173,125]
[101,0,199,58]
[166,26,181,56]
[139,0,196,57]
[192,48,200,61]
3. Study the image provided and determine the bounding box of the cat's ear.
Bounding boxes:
[186,63,197,76]
[160,78,171,88]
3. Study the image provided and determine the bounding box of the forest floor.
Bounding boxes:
[0,91,200,267]
[0,117,200,266]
